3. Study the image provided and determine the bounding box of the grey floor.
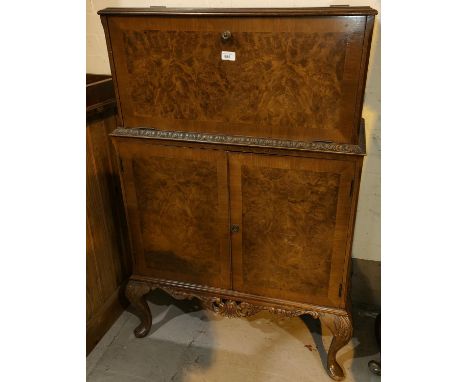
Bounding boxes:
[87,290,380,382]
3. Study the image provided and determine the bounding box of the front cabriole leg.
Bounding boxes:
[125,279,152,338]
[319,312,353,381]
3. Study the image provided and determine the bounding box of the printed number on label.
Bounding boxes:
[221,51,236,61]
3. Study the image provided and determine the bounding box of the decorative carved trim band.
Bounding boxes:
[111,127,365,155]
[134,279,327,319]
[199,297,321,319]
[133,276,346,316]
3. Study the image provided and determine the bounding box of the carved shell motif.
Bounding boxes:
[199,297,316,319]
[202,298,263,318]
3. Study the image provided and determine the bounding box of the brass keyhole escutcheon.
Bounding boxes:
[230,224,240,233]
[221,30,232,41]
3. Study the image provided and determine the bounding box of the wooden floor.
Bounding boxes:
[87,290,380,382]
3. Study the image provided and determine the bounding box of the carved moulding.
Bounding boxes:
[199,297,323,319]
[134,279,335,320]
[111,127,365,155]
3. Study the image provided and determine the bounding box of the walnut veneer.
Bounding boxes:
[99,6,376,380]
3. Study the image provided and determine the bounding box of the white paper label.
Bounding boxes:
[221,51,236,61]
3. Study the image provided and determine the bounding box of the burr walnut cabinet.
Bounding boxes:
[99,6,376,380]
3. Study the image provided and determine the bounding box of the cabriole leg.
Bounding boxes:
[125,280,152,338]
[319,313,353,381]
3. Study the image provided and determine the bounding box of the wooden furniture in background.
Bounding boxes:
[99,6,377,380]
[86,74,130,354]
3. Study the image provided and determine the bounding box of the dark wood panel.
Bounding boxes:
[229,152,355,308]
[86,74,111,85]
[86,217,103,320]
[106,15,371,144]
[86,74,116,123]
[86,75,130,354]
[87,122,120,299]
[114,139,231,289]
[86,288,126,354]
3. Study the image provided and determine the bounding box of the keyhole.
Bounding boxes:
[231,224,240,233]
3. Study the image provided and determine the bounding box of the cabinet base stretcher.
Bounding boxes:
[126,276,353,381]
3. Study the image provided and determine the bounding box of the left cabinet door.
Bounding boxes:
[114,138,231,289]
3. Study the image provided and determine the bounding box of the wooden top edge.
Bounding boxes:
[98,6,378,17]
[110,126,366,156]
[86,73,112,85]
[86,77,113,88]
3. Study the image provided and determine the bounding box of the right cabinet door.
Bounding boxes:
[229,152,356,308]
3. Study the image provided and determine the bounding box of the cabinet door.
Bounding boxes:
[116,139,231,289]
[229,153,355,308]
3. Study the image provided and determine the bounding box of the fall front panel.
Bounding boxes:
[116,139,231,289]
[107,15,367,144]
